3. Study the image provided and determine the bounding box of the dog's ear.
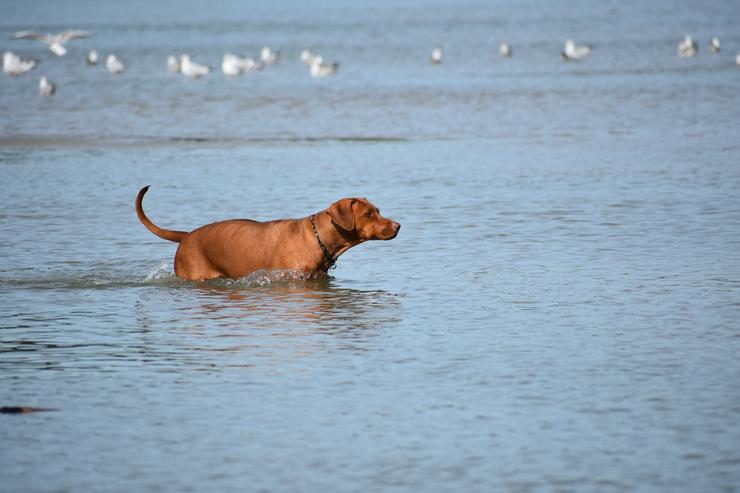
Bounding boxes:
[328,198,356,231]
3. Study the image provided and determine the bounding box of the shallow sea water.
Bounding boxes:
[2,1,740,492]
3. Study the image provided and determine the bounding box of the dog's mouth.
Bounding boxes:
[380,222,401,240]
[360,220,400,241]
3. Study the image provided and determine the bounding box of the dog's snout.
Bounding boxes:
[393,222,401,231]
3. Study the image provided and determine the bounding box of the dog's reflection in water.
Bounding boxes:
[134,272,403,366]
[188,276,403,340]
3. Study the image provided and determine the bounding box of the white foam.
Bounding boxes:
[144,260,170,281]
[211,269,327,288]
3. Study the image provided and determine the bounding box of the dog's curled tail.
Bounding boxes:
[136,186,187,243]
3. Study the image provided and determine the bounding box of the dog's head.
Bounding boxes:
[327,198,400,241]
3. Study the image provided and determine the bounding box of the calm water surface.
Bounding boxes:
[1,0,740,492]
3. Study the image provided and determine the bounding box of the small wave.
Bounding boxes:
[1,265,329,291]
[1,261,180,290]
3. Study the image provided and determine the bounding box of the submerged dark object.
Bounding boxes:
[1,406,56,414]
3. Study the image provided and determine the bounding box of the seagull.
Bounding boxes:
[736,53,740,66]
[39,76,55,96]
[167,55,180,73]
[3,50,37,76]
[430,46,443,64]
[309,56,339,78]
[106,54,125,74]
[241,57,264,72]
[86,49,98,65]
[499,42,512,58]
[563,40,592,61]
[260,46,279,65]
[678,35,698,57]
[221,53,263,76]
[12,30,91,56]
[300,49,320,66]
[709,37,721,53]
[180,54,209,79]
[222,53,243,76]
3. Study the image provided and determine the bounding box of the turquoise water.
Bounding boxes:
[2,1,740,492]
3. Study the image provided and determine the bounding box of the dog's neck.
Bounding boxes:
[312,211,362,269]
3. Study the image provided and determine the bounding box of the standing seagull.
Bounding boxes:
[222,53,244,76]
[300,49,320,66]
[430,46,443,64]
[12,30,92,56]
[242,58,264,72]
[709,37,721,53]
[3,51,37,76]
[106,54,125,74]
[167,55,180,73]
[39,76,55,96]
[180,55,210,79]
[309,56,339,78]
[678,35,698,57]
[260,46,280,65]
[86,49,98,65]
[562,40,592,61]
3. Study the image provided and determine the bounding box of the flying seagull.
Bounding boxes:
[12,30,92,56]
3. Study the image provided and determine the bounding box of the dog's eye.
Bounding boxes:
[364,211,373,217]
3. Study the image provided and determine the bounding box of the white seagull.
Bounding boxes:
[12,30,92,56]
[180,55,209,79]
[3,50,37,76]
[106,54,125,74]
[167,55,180,73]
[709,37,720,53]
[39,76,55,96]
[563,40,592,61]
[309,56,339,78]
[499,43,512,58]
[678,35,698,57]
[260,46,280,65]
[430,46,443,64]
[222,53,243,76]
[300,49,320,66]
[736,54,740,66]
[86,49,98,65]
[242,57,264,72]
[222,54,264,75]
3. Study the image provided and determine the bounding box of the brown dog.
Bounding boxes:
[135,186,400,281]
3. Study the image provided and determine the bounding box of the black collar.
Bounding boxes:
[311,214,336,270]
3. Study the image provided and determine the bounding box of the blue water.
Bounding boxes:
[2,1,740,492]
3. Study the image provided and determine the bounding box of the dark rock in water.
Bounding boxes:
[0,406,55,414]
